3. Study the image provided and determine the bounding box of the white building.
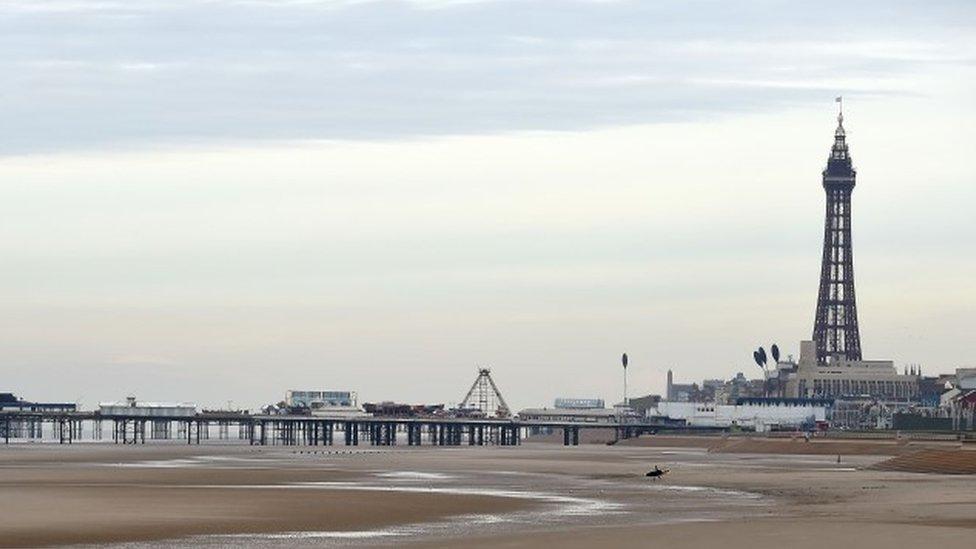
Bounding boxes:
[651,399,828,432]
[286,390,357,408]
[99,396,196,417]
[285,390,366,418]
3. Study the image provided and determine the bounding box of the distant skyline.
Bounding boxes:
[1,1,974,410]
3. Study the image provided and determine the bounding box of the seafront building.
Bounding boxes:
[780,340,919,400]
[658,364,975,431]
[650,398,829,432]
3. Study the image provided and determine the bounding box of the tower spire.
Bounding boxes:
[829,96,850,163]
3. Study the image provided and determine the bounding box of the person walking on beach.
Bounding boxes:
[646,466,669,480]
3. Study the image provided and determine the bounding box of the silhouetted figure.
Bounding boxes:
[645,466,669,480]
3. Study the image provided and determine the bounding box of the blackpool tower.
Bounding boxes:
[812,100,862,364]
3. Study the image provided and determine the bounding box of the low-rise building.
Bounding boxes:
[651,398,828,432]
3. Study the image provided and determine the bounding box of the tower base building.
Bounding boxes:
[783,341,919,401]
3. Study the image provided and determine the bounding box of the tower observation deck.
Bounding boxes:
[813,100,862,364]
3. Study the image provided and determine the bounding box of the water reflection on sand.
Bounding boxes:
[91,453,769,548]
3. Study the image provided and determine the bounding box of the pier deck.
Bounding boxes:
[0,410,722,446]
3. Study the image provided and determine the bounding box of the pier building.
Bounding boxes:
[98,396,196,417]
[0,393,75,413]
[554,398,605,409]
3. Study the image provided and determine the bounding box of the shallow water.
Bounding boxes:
[86,456,770,548]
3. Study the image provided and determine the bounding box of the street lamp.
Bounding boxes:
[622,353,629,406]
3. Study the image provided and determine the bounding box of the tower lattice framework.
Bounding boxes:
[813,105,862,363]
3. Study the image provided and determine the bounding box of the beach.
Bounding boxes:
[1,438,974,547]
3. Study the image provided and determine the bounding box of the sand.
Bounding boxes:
[0,445,534,547]
[421,520,976,549]
[2,437,975,547]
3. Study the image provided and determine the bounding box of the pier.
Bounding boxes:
[0,410,717,447]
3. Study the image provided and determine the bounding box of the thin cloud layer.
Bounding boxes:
[2,0,973,154]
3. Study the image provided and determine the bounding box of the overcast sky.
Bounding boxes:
[2,0,974,410]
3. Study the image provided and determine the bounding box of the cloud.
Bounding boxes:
[0,1,973,154]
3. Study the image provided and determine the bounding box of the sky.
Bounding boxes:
[1,0,974,411]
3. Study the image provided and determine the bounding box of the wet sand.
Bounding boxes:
[0,445,535,547]
[1,438,975,547]
[424,520,975,549]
